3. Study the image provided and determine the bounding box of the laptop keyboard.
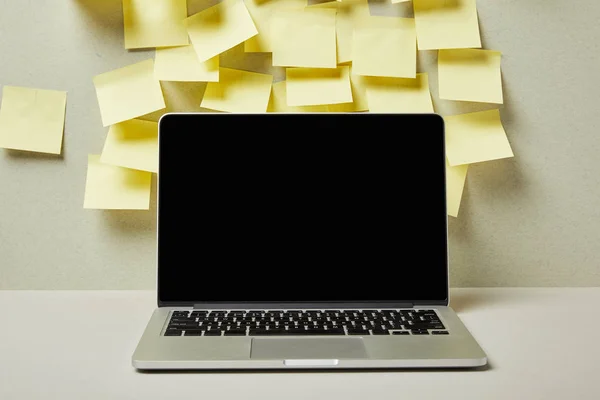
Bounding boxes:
[164,309,447,337]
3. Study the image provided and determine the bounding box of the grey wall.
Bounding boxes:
[1,0,599,289]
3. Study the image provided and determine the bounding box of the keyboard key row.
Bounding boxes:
[165,328,449,336]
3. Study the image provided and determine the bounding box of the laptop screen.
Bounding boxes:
[158,114,448,306]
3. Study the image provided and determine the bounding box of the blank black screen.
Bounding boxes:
[158,114,448,306]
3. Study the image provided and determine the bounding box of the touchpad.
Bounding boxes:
[250,338,367,360]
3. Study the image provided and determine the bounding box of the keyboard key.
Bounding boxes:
[208,311,226,317]
[224,329,247,336]
[324,327,345,333]
[392,331,410,335]
[411,330,429,335]
[169,317,196,323]
[247,311,262,317]
[184,331,203,336]
[432,331,449,335]
[285,327,305,333]
[172,311,189,316]
[405,323,445,330]
[203,330,222,336]
[372,329,389,335]
[190,311,207,316]
[347,329,370,335]
[249,329,280,336]
[164,330,182,336]
[287,329,345,336]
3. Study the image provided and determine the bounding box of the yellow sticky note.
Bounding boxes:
[352,16,416,78]
[327,70,369,112]
[201,68,273,113]
[123,0,188,49]
[267,81,328,113]
[184,0,258,63]
[154,46,219,82]
[272,8,337,68]
[83,155,152,210]
[438,49,503,104]
[286,66,353,106]
[93,59,166,127]
[0,86,66,154]
[308,0,371,64]
[444,109,513,166]
[244,0,307,53]
[446,160,468,218]
[413,0,481,50]
[336,1,371,64]
[100,119,158,173]
[365,73,433,113]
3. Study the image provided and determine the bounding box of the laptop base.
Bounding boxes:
[132,306,487,370]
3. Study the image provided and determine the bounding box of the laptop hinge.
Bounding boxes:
[191,302,414,310]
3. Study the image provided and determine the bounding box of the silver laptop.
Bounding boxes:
[132,113,487,370]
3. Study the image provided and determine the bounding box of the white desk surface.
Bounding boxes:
[1,288,599,400]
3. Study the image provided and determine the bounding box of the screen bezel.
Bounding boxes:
[156,113,449,308]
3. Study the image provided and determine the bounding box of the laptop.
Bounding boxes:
[132,113,487,370]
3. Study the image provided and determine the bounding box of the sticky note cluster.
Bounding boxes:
[0,0,514,216]
[90,0,510,216]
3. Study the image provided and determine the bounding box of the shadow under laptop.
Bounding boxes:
[135,363,491,374]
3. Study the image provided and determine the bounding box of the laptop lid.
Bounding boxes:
[157,113,448,308]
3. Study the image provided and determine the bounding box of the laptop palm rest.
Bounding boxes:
[250,338,367,361]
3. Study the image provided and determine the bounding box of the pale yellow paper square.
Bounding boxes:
[154,45,219,82]
[267,81,328,113]
[352,17,416,78]
[123,0,188,49]
[93,59,166,127]
[365,72,433,113]
[445,109,513,166]
[446,160,468,217]
[0,86,66,154]
[286,66,353,107]
[308,0,371,64]
[413,0,481,50]
[244,0,307,53]
[271,8,337,68]
[327,70,369,112]
[83,155,152,210]
[201,67,273,113]
[184,0,258,62]
[438,49,503,104]
[100,119,158,173]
